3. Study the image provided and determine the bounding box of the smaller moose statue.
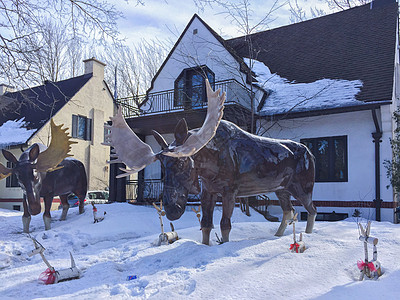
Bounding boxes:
[357,221,382,280]
[0,120,87,233]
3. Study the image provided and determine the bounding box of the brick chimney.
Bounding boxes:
[83,57,106,80]
[0,84,15,95]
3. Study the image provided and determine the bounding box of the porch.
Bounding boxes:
[110,79,256,204]
[118,79,254,118]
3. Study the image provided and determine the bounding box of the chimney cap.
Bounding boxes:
[83,57,106,66]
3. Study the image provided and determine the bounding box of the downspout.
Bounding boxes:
[371,108,383,221]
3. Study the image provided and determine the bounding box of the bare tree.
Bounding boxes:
[288,0,370,23]
[325,0,370,10]
[101,39,167,104]
[0,0,123,89]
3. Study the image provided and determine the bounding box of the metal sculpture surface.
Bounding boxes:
[105,80,316,245]
[0,120,87,233]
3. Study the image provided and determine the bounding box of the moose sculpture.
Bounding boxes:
[0,120,87,233]
[104,80,316,245]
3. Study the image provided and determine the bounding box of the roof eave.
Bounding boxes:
[259,100,392,120]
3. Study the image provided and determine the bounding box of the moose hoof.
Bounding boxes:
[201,227,212,245]
[221,229,230,243]
[305,214,316,234]
[43,216,51,230]
[60,205,69,220]
[22,216,31,233]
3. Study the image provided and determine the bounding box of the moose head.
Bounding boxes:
[104,80,225,220]
[0,120,76,215]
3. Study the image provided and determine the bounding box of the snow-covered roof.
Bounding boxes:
[0,118,36,149]
[228,3,397,103]
[245,59,369,116]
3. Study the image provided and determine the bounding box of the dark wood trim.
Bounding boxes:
[259,101,391,121]
[0,198,61,203]
[126,104,253,135]
[262,199,395,209]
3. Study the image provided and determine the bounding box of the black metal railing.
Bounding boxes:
[117,79,254,118]
[126,179,163,202]
[126,179,201,202]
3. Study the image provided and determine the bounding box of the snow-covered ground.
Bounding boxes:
[1,203,400,299]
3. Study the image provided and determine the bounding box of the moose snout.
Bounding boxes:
[28,203,41,215]
[26,193,41,215]
[165,203,184,221]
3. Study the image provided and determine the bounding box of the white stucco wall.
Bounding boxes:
[261,108,394,222]
[147,16,251,112]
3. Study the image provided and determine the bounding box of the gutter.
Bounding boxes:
[371,108,383,221]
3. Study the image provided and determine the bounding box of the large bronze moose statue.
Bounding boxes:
[0,120,87,233]
[105,80,316,245]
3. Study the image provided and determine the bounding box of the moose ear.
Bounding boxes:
[174,119,188,146]
[152,130,168,150]
[28,144,40,162]
[2,149,18,164]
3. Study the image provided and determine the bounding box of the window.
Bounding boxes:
[13,205,20,211]
[301,136,348,182]
[72,115,92,141]
[6,162,18,187]
[174,66,215,109]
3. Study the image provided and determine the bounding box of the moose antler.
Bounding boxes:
[0,162,12,180]
[103,107,158,177]
[104,79,225,178]
[163,79,225,157]
[35,120,77,172]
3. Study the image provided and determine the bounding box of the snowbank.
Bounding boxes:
[0,203,399,299]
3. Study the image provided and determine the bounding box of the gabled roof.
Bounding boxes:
[0,73,93,144]
[146,14,251,96]
[227,1,398,102]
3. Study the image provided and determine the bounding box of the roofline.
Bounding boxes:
[102,79,119,106]
[227,3,372,44]
[259,100,392,120]
[6,74,94,145]
[146,14,251,96]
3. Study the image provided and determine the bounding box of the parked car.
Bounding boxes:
[58,193,86,209]
[85,190,109,204]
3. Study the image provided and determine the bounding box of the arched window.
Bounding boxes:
[174,66,215,109]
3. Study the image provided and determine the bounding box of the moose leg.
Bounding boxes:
[75,191,86,214]
[22,194,31,233]
[275,190,294,236]
[220,191,237,243]
[60,194,69,221]
[290,189,317,234]
[200,191,216,245]
[43,195,52,230]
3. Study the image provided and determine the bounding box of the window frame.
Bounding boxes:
[6,161,19,188]
[174,66,215,108]
[301,135,348,183]
[72,114,92,141]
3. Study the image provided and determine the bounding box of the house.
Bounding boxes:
[0,58,116,211]
[116,0,399,222]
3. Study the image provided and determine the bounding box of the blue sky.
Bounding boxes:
[116,0,331,46]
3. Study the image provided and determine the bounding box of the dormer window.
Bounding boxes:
[174,66,215,109]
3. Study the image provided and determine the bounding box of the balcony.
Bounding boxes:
[117,79,254,118]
